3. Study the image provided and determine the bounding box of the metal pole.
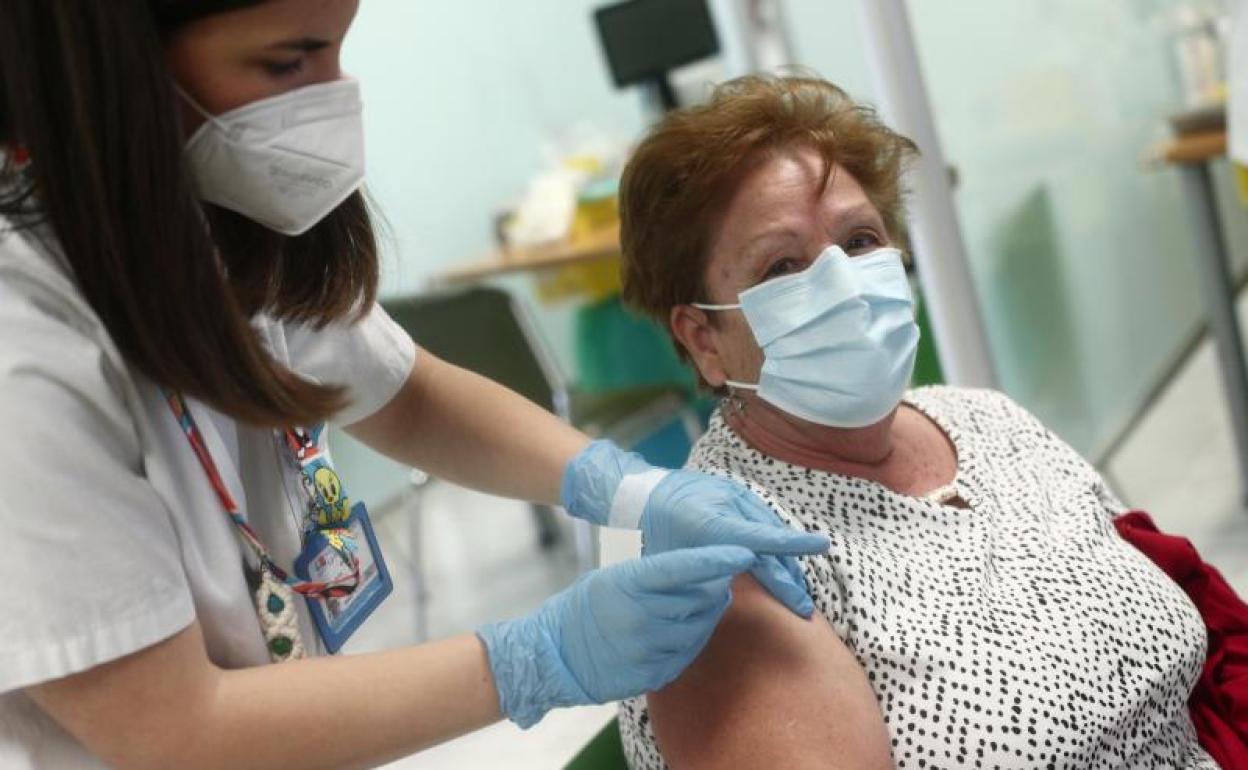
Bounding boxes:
[850,0,997,388]
[1178,162,1248,502]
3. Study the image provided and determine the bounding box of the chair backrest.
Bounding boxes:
[383,287,569,419]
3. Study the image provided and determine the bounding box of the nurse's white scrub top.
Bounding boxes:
[0,218,417,768]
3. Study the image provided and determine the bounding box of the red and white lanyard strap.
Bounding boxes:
[163,391,361,661]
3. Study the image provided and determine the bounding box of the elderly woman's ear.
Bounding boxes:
[670,304,728,389]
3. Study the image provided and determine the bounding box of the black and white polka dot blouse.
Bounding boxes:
[619,386,1217,769]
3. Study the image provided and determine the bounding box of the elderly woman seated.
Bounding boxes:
[614,76,1215,770]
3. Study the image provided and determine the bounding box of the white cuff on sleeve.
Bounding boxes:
[608,469,671,529]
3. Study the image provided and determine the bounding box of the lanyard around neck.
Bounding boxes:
[163,390,359,599]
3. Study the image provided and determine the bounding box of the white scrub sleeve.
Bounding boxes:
[0,290,195,694]
[271,302,417,427]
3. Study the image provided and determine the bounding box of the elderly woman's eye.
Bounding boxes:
[761,257,803,281]
[845,231,883,255]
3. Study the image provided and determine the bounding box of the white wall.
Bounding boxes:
[337,1,660,504]
[343,0,651,295]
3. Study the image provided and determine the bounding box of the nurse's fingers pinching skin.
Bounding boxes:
[639,471,828,616]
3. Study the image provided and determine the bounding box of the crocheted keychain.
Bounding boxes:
[254,568,305,662]
[164,391,359,663]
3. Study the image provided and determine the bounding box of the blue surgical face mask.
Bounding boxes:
[694,245,920,428]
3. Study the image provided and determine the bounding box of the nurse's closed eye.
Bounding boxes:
[263,57,306,77]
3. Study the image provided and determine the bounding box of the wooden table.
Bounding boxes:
[1158,130,1227,164]
[1156,128,1248,503]
[434,225,621,286]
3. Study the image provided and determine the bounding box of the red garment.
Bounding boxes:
[3,142,29,165]
[1114,511,1248,770]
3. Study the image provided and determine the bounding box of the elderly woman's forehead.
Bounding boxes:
[755,146,827,180]
[721,154,872,229]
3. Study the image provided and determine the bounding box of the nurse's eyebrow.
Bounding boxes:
[267,37,332,53]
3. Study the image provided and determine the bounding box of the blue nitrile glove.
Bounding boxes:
[477,545,756,728]
[561,440,830,618]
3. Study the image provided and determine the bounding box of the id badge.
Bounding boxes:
[294,500,393,653]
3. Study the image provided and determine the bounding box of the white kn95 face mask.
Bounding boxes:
[177,78,366,236]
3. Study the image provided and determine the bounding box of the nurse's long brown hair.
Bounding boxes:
[0,0,380,428]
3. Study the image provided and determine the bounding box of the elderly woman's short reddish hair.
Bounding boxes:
[619,76,918,355]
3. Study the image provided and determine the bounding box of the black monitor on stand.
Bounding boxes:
[594,0,721,114]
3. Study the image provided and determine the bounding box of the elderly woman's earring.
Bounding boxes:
[724,389,747,416]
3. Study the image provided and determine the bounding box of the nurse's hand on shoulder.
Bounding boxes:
[477,545,755,728]
[561,440,830,618]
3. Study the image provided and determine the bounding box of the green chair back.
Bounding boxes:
[383,287,566,415]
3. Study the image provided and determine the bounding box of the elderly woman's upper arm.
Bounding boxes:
[647,575,892,770]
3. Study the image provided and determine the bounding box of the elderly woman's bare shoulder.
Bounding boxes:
[646,575,893,770]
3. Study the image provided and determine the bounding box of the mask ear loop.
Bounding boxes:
[691,302,762,406]
[172,83,229,133]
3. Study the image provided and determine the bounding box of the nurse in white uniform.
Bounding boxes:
[0,1,831,767]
